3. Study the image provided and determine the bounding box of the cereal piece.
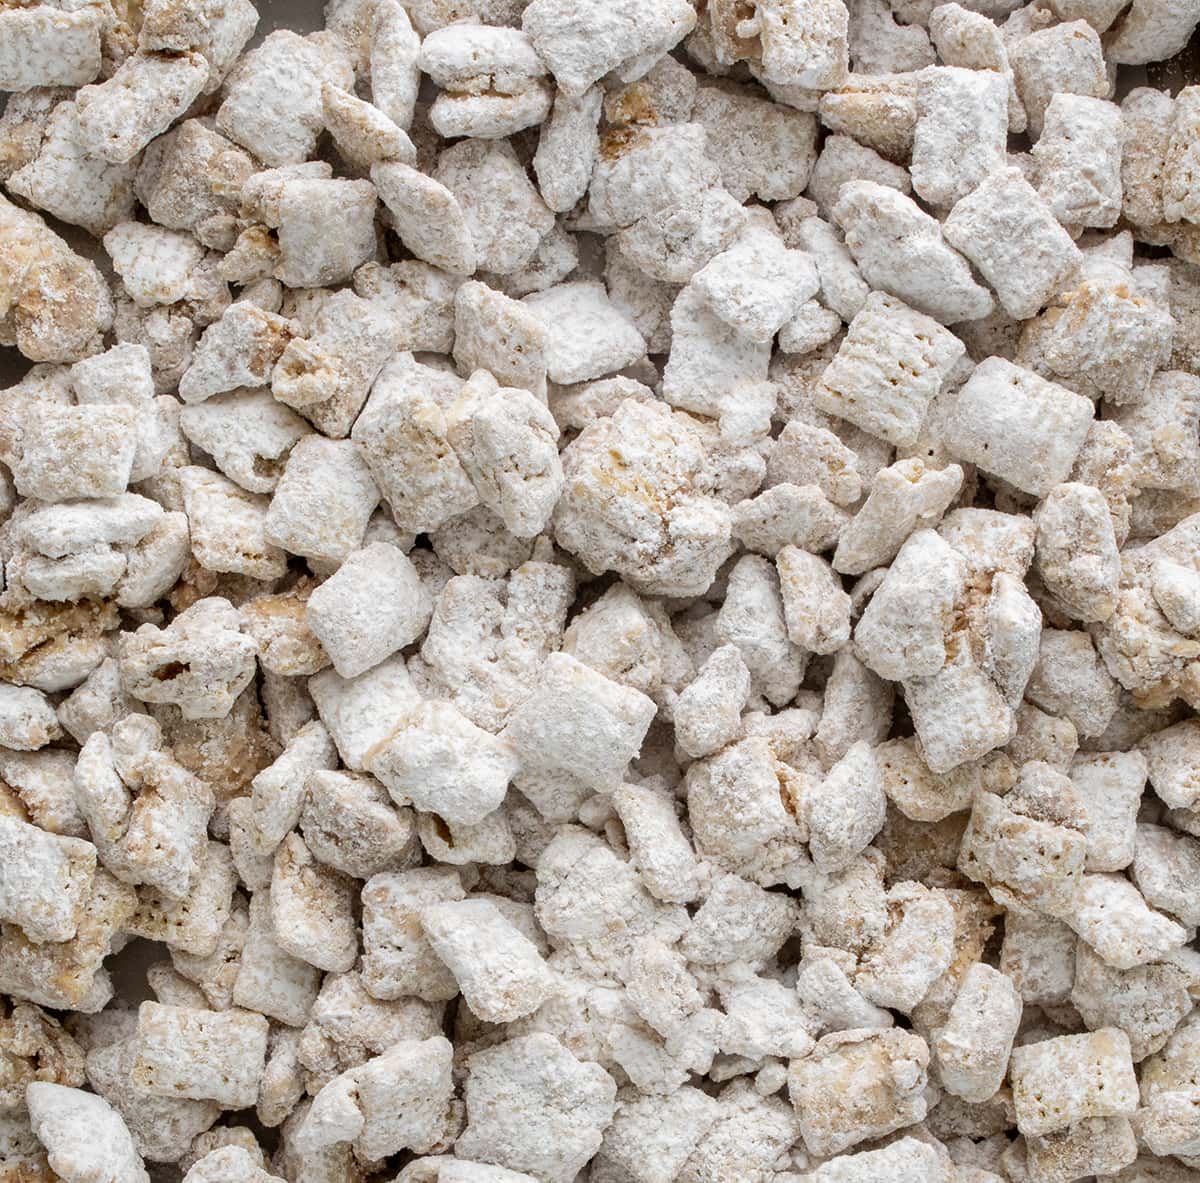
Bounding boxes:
[1033,94,1124,229]
[522,0,697,97]
[136,0,259,93]
[7,402,137,504]
[958,760,1086,914]
[854,880,955,1012]
[660,284,773,433]
[436,140,554,277]
[1143,718,1200,810]
[303,544,428,678]
[0,864,132,1011]
[779,300,842,355]
[903,643,1016,774]
[1009,1028,1138,1136]
[68,343,171,485]
[998,910,1077,1011]
[1107,0,1200,63]
[0,683,62,752]
[178,391,308,496]
[553,400,734,597]
[942,166,1082,321]
[0,195,115,363]
[26,1082,149,1183]
[945,358,1094,497]
[0,815,93,944]
[534,87,604,214]
[445,372,563,538]
[266,435,380,564]
[1025,1117,1138,1183]
[803,741,884,871]
[832,181,994,324]
[7,101,137,239]
[615,190,747,287]
[874,736,976,822]
[270,832,358,974]
[601,1088,720,1183]
[816,291,964,448]
[1130,822,1200,925]
[0,748,87,835]
[522,281,645,385]
[366,700,519,825]
[421,25,550,138]
[814,650,895,767]
[228,889,321,1026]
[361,867,465,1002]
[1034,482,1121,623]
[274,178,380,291]
[693,84,818,203]
[776,547,851,655]
[1060,872,1187,969]
[217,30,354,166]
[611,783,706,904]
[74,714,214,900]
[182,1146,282,1183]
[1107,371,1200,492]
[686,735,808,887]
[131,1001,268,1109]
[180,467,287,582]
[1026,628,1120,740]
[689,223,819,344]
[1071,942,1192,1062]
[834,460,964,576]
[103,223,205,310]
[1137,1012,1200,1157]
[134,119,254,251]
[322,83,415,170]
[178,302,298,404]
[912,67,1009,208]
[1165,89,1200,228]
[238,584,328,680]
[298,1036,454,1159]
[457,1033,617,1182]
[351,358,478,534]
[453,282,548,400]
[1069,750,1146,871]
[310,654,422,773]
[752,0,850,88]
[370,0,421,128]
[1009,21,1108,139]
[125,839,238,958]
[788,1028,930,1156]
[421,898,554,1022]
[772,407,860,510]
[0,10,102,92]
[240,722,338,861]
[372,161,478,275]
[75,51,208,164]
[732,484,849,557]
[589,122,719,229]
[119,597,257,721]
[502,651,655,797]
[854,530,967,681]
[85,1030,221,1164]
[672,644,751,758]
[301,766,417,880]
[934,963,1022,1103]
[818,79,917,163]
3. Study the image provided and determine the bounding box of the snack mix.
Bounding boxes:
[2,0,1200,1181]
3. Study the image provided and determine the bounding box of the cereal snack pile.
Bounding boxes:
[3,0,1200,1181]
